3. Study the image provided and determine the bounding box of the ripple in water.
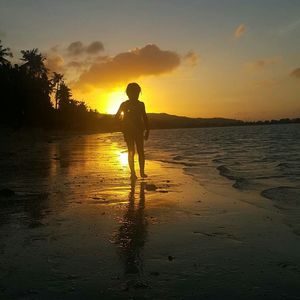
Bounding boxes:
[124,124,300,200]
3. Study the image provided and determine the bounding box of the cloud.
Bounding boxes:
[245,57,280,70]
[44,40,105,78]
[45,42,195,90]
[67,41,84,56]
[184,51,199,66]
[67,40,104,56]
[234,24,246,39]
[290,68,300,79]
[86,41,104,54]
[45,54,65,73]
[75,44,181,89]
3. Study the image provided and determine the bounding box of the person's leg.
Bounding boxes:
[126,137,136,178]
[136,133,147,178]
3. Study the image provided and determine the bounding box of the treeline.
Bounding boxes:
[0,40,106,131]
[244,118,300,126]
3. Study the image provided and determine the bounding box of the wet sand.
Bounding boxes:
[1,130,300,299]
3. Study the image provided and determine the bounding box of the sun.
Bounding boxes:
[105,90,126,114]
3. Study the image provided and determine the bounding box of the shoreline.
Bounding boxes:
[1,121,300,139]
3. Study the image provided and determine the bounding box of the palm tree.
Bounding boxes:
[20,48,48,78]
[57,81,72,110]
[0,40,13,66]
[51,72,64,109]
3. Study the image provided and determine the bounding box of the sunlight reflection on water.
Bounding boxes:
[118,151,128,167]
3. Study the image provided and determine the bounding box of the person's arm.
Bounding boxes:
[115,102,124,120]
[142,102,149,140]
[114,103,124,132]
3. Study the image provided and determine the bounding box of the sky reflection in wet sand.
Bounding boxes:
[0,133,186,298]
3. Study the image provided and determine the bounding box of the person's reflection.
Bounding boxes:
[116,180,148,275]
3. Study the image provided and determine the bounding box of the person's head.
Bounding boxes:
[126,82,141,100]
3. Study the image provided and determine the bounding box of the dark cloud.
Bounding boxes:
[44,41,107,80]
[290,68,300,78]
[67,41,84,56]
[86,41,104,54]
[75,44,181,88]
[67,40,104,56]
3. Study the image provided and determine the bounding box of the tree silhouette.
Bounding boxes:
[0,40,105,130]
[51,72,64,109]
[18,48,52,126]
[57,81,72,110]
[20,48,48,78]
[0,40,13,66]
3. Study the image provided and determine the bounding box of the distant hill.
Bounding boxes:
[97,113,299,132]
[96,112,244,132]
[147,113,243,129]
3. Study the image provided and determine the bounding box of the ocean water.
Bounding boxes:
[115,124,300,203]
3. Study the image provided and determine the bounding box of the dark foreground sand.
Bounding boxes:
[0,130,300,299]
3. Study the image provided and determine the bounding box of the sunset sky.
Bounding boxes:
[0,0,299,120]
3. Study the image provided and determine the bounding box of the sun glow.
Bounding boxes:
[106,90,126,114]
[118,152,128,166]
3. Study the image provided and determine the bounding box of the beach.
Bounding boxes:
[1,127,300,299]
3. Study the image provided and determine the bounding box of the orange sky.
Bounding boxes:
[1,0,299,120]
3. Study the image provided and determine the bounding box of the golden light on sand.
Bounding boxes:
[118,152,128,166]
[105,90,126,114]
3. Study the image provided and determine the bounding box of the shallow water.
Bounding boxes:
[139,124,300,200]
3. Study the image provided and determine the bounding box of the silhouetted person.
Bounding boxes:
[115,83,149,179]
